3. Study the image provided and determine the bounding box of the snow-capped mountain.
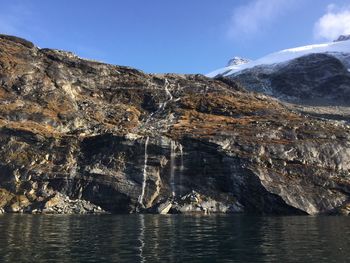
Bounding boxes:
[207,36,350,109]
[207,36,350,78]
[226,56,250,67]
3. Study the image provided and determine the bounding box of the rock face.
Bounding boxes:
[335,35,350,42]
[0,35,350,215]
[208,37,350,121]
[226,52,350,122]
[228,53,350,106]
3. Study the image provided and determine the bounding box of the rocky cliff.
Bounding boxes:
[0,35,349,215]
[229,53,350,105]
[335,35,350,42]
[226,57,250,67]
[225,53,350,122]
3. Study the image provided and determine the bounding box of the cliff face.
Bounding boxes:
[0,35,350,215]
[224,53,350,122]
[229,53,350,107]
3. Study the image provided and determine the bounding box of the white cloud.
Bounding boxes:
[227,0,297,39]
[314,4,350,41]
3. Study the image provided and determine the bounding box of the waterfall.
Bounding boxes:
[169,141,185,197]
[170,140,176,197]
[158,79,173,111]
[138,136,150,207]
[179,144,184,196]
[164,79,173,100]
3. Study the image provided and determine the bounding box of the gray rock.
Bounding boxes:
[172,191,243,214]
[334,35,350,42]
[227,57,251,67]
[41,193,107,214]
[229,53,350,106]
[156,200,173,214]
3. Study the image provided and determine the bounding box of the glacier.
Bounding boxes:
[207,38,350,78]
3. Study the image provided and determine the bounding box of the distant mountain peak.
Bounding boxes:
[334,35,350,42]
[226,57,250,67]
[207,38,350,78]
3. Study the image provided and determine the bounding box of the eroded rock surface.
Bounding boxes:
[226,53,350,122]
[0,35,350,215]
[229,53,350,106]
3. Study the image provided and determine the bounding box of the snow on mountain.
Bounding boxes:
[207,38,350,78]
[226,57,250,67]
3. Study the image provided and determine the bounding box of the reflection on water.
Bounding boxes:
[0,214,349,262]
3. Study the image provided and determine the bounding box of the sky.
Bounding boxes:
[0,0,350,74]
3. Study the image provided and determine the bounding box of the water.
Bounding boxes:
[170,140,176,197]
[0,215,349,263]
[170,141,184,197]
[164,78,173,100]
[158,78,173,111]
[178,144,184,196]
[138,136,149,207]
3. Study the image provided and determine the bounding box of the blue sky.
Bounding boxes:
[0,0,349,74]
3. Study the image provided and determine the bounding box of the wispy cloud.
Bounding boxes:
[314,4,350,41]
[227,0,297,40]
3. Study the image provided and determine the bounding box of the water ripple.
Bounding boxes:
[0,214,349,262]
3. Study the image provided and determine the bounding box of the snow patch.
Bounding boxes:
[207,38,350,78]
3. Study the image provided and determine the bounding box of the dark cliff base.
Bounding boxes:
[0,35,349,215]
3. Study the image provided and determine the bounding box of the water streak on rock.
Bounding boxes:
[170,140,176,197]
[179,144,184,196]
[138,136,150,207]
[164,79,173,100]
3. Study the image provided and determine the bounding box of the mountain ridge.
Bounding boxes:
[208,37,350,78]
[0,35,349,215]
[207,36,350,122]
